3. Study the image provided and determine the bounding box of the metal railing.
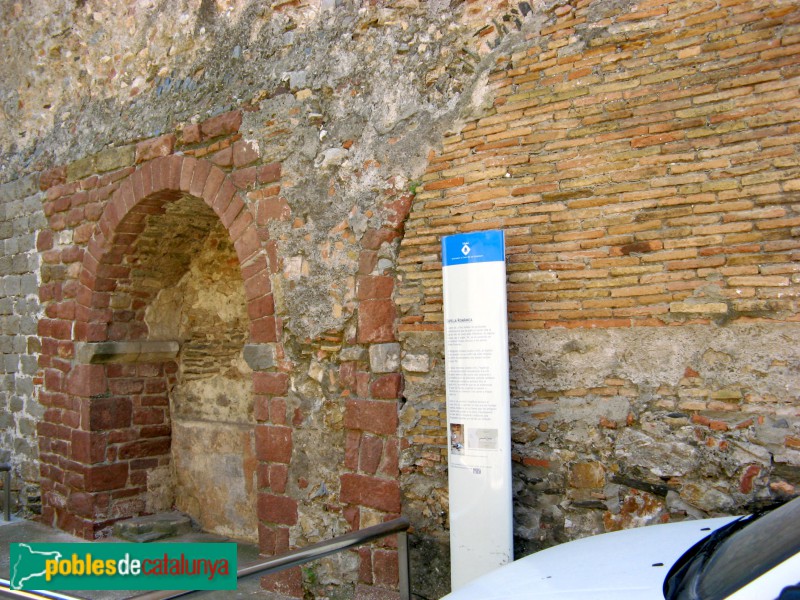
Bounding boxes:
[1,516,412,600]
[134,516,411,600]
[0,584,80,600]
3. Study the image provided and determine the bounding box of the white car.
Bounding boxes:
[442,495,800,600]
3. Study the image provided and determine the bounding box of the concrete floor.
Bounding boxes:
[0,516,292,599]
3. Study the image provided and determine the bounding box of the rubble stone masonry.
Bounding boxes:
[0,0,799,598]
[398,0,800,567]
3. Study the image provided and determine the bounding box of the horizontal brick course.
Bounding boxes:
[399,1,800,330]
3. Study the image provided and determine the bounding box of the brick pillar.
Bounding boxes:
[39,362,110,537]
[338,262,404,597]
[254,369,304,597]
[38,339,178,538]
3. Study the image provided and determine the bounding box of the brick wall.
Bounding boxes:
[29,108,409,597]
[1,0,799,597]
[397,0,800,565]
[400,0,800,331]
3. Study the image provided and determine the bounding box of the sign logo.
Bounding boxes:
[10,543,237,591]
[442,231,504,267]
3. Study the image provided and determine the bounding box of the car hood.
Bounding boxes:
[442,516,738,600]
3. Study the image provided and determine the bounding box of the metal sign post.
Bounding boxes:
[441,230,513,590]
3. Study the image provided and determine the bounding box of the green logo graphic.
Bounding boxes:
[10,543,237,591]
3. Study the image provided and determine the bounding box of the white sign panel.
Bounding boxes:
[442,230,513,590]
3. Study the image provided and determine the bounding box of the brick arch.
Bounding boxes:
[74,155,276,344]
[38,154,281,539]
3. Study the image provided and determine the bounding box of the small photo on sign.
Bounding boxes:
[469,428,499,450]
[450,423,465,455]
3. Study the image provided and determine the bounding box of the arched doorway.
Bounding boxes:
[37,155,276,541]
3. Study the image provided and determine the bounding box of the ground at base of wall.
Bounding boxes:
[0,517,294,600]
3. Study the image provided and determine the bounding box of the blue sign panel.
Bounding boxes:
[442,230,505,267]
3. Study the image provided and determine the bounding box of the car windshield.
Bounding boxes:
[664,496,800,600]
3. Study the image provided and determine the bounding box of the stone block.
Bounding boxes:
[359,435,384,475]
[39,167,67,191]
[369,343,401,373]
[669,302,728,314]
[568,462,605,489]
[113,511,192,542]
[200,110,242,139]
[258,524,290,555]
[372,549,399,587]
[95,145,135,174]
[357,275,394,300]
[254,372,289,395]
[137,341,181,363]
[67,492,96,519]
[269,464,289,493]
[71,430,106,464]
[340,346,366,362]
[233,139,260,167]
[75,341,180,364]
[0,175,39,202]
[360,228,400,251]
[401,353,430,373]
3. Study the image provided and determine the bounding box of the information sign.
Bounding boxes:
[441,230,513,590]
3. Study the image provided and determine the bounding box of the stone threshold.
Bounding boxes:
[74,341,277,371]
[75,341,180,364]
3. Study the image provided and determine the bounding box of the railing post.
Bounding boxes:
[0,464,10,522]
[398,529,411,600]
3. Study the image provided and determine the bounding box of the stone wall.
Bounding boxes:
[0,0,799,599]
[398,0,800,576]
[0,175,45,515]
[147,212,257,541]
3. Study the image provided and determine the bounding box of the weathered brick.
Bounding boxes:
[232,139,260,167]
[261,567,303,598]
[257,493,298,525]
[135,134,175,163]
[66,365,107,398]
[357,275,394,300]
[85,463,128,492]
[200,110,243,139]
[255,424,293,463]
[370,374,403,399]
[254,372,289,396]
[340,473,401,513]
[357,299,396,343]
[358,435,384,475]
[345,399,399,436]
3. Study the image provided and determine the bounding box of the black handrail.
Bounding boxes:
[133,516,411,600]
